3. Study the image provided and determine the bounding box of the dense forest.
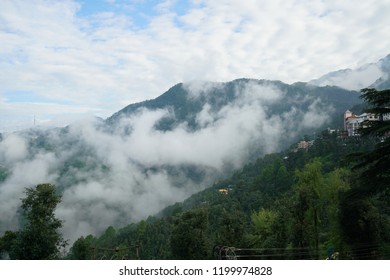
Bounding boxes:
[66,88,390,260]
[1,88,389,260]
[63,129,385,260]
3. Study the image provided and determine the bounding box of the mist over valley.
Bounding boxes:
[0,77,364,243]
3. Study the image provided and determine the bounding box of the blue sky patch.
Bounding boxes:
[4,91,74,105]
[75,0,191,29]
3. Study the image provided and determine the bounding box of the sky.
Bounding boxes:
[1,0,390,132]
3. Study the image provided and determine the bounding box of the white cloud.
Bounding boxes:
[0,80,334,242]
[309,63,385,90]
[0,141,59,231]
[302,99,334,128]
[0,0,389,131]
[0,134,28,162]
[3,0,387,241]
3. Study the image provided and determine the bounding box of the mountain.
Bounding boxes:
[309,53,390,90]
[107,79,360,132]
[0,78,362,244]
[77,125,381,260]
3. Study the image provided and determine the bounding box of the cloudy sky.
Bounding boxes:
[1,0,390,132]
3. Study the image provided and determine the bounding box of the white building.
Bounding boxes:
[346,117,362,136]
[344,110,379,136]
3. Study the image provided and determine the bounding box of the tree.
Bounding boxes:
[10,183,66,259]
[340,88,390,259]
[170,208,209,259]
[247,209,277,246]
[339,194,382,259]
[322,168,350,255]
[351,88,390,193]
[96,226,117,248]
[290,159,324,259]
[0,231,18,259]
[251,208,277,240]
[214,209,246,247]
[69,235,94,260]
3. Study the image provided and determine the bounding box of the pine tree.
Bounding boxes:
[351,88,390,193]
[340,88,390,259]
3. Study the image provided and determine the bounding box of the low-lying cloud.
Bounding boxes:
[0,81,334,243]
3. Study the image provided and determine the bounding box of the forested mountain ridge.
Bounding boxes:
[107,79,360,131]
[1,81,389,259]
[67,88,388,260]
[67,127,388,260]
[0,78,364,246]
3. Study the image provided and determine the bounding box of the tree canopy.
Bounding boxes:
[7,184,66,259]
[350,88,390,194]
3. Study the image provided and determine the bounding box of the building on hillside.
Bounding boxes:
[297,140,309,150]
[297,140,314,151]
[218,188,229,195]
[327,128,337,134]
[344,110,354,131]
[344,110,380,136]
[346,117,362,136]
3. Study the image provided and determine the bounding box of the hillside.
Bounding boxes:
[68,129,387,260]
[0,79,362,246]
[107,79,360,131]
[309,54,390,90]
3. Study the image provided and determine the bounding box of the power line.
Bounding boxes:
[214,243,384,259]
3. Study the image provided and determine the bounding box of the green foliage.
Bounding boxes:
[76,120,389,259]
[251,208,278,237]
[68,235,95,260]
[97,226,117,248]
[170,208,209,259]
[338,88,390,259]
[213,209,246,247]
[0,166,9,183]
[0,231,18,259]
[289,159,324,259]
[349,88,390,193]
[339,195,382,259]
[9,184,66,259]
[247,208,278,247]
